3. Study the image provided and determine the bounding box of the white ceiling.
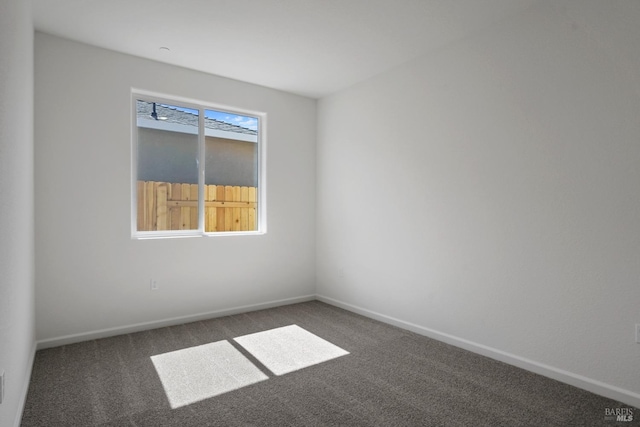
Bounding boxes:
[32,0,538,98]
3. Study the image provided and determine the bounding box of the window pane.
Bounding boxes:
[136,100,200,231]
[203,109,258,232]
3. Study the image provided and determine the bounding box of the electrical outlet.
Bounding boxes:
[636,324,640,344]
[0,370,4,404]
[150,279,159,291]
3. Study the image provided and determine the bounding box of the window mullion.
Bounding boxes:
[198,107,205,233]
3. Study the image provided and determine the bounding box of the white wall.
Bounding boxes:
[35,34,316,342]
[317,0,640,406]
[0,0,35,425]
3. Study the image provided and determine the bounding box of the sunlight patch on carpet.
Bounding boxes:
[234,324,349,376]
[151,340,268,409]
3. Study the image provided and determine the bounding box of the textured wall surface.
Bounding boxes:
[317,0,640,403]
[0,0,35,425]
[34,33,316,341]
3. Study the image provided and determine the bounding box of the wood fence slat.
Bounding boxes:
[240,210,248,230]
[206,185,216,232]
[224,186,233,231]
[204,184,210,232]
[181,183,191,229]
[142,182,150,230]
[190,184,198,229]
[145,182,156,230]
[215,185,225,232]
[240,186,249,230]
[232,186,241,231]
[224,186,233,200]
[211,185,218,231]
[248,186,257,231]
[156,183,168,230]
[137,181,257,233]
[137,181,145,231]
[248,208,256,231]
[154,182,161,230]
[166,183,172,228]
[170,183,182,230]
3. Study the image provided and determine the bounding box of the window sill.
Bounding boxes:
[132,230,265,240]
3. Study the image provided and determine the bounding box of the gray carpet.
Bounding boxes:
[21,301,637,426]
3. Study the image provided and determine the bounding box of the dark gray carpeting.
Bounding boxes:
[21,301,638,426]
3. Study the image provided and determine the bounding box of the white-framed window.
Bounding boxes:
[131,91,266,238]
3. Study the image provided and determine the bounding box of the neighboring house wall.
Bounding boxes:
[0,0,35,425]
[34,33,316,341]
[138,128,258,187]
[317,0,640,407]
[204,137,257,187]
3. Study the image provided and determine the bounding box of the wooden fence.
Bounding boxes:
[137,181,257,232]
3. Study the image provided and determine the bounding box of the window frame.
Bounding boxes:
[131,90,266,239]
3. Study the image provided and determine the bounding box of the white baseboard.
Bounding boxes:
[32,293,640,410]
[316,294,640,409]
[14,340,37,427]
[36,295,315,350]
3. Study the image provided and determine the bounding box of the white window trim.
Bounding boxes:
[131,90,267,239]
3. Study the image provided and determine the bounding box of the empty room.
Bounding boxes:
[1,0,639,425]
